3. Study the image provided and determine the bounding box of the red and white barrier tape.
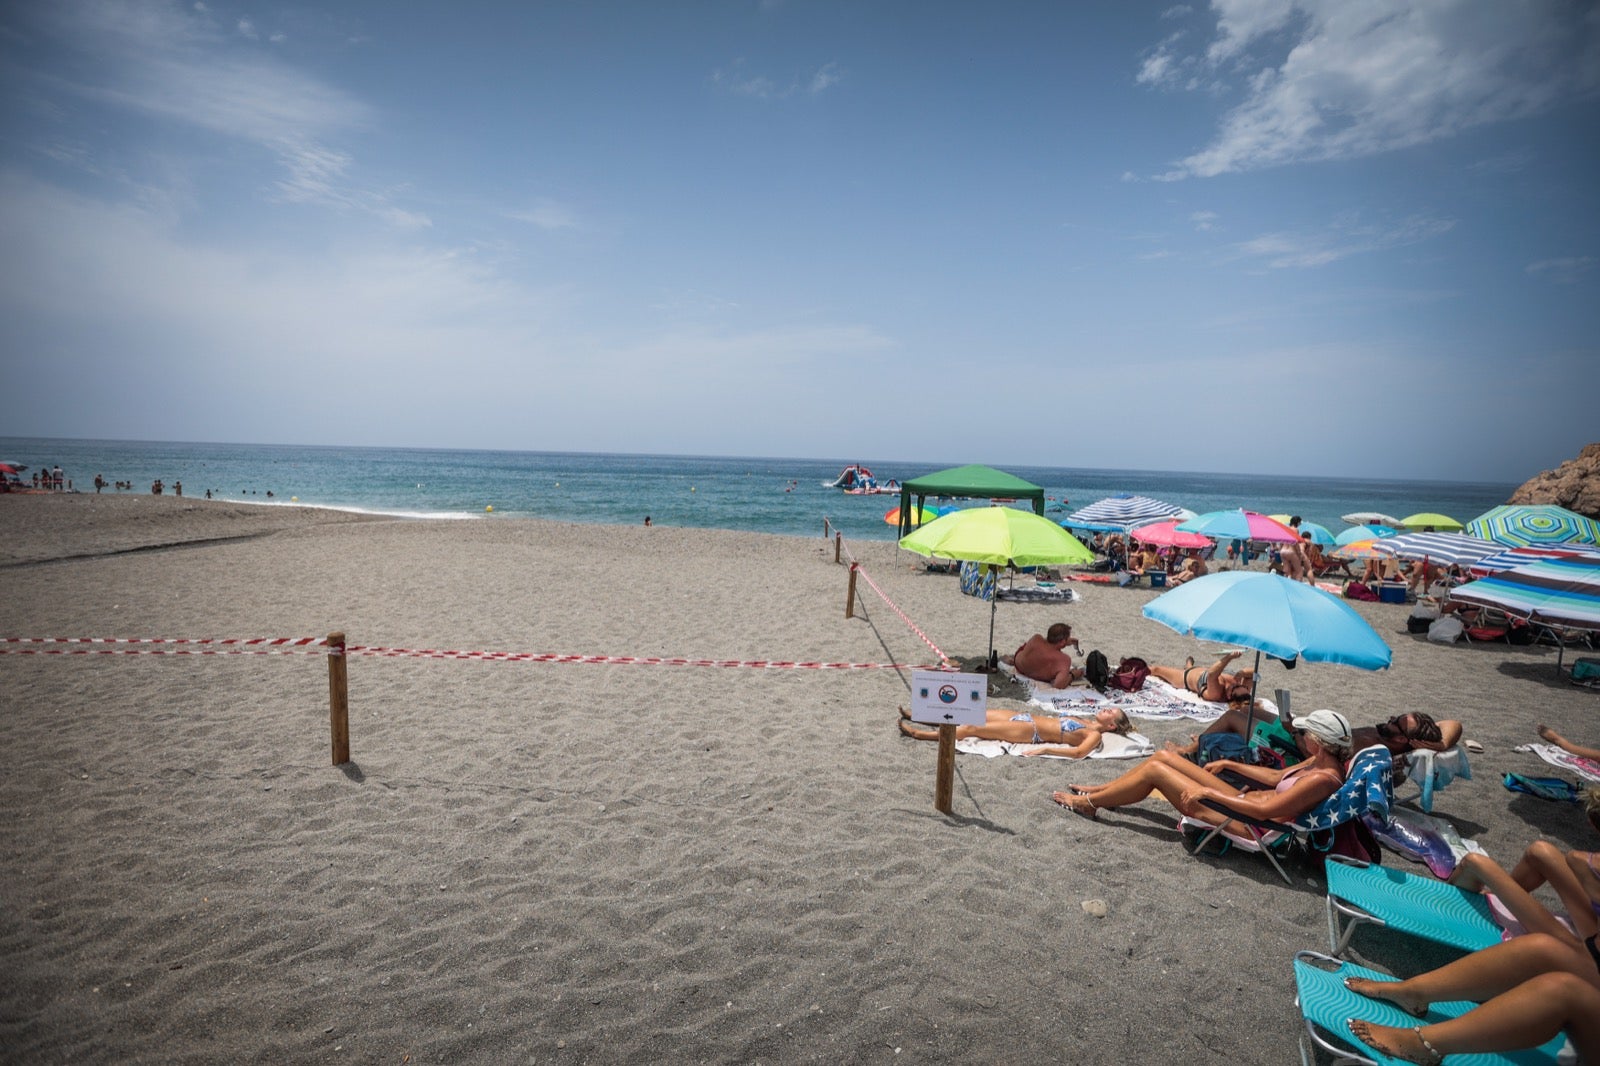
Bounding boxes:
[848,564,951,668]
[0,636,941,671]
[0,636,326,655]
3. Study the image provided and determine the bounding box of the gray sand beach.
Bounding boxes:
[2,494,1596,1064]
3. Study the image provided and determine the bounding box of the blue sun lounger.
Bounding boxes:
[1325,855,1502,958]
[1293,950,1569,1065]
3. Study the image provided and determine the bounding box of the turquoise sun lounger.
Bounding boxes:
[1325,855,1502,958]
[1293,950,1569,1065]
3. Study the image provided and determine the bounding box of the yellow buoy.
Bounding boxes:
[485,505,494,512]
[290,496,298,502]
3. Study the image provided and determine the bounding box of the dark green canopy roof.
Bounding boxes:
[896,464,1045,539]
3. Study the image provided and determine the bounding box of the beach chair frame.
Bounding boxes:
[1324,855,1501,958]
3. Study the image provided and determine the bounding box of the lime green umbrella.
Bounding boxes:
[1400,512,1464,532]
[899,507,1093,664]
[899,505,1094,568]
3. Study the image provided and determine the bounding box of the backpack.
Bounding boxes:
[1084,650,1110,693]
[1110,656,1150,692]
[1344,581,1379,602]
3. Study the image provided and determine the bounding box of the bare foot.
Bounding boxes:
[899,706,912,720]
[1538,724,1562,744]
[1061,784,1097,796]
[1346,1020,1440,1065]
[1343,976,1428,1018]
[1051,791,1098,818]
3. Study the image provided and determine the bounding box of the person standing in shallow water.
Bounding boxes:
[643,516,652,527]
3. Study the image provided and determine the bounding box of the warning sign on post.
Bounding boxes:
[909,670,987,726]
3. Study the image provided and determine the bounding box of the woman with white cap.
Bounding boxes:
[1053,709,1354,824]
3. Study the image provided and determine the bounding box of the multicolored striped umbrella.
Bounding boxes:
[1371,532,1501,567]
[1448,556,1600,633]
[1468,543,1600,577]
[1466,505,1600,547]
[1062,494,1186,533]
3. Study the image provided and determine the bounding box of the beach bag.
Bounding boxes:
[1574,658,1600,681]
[1407,602,1440,634]
[1502,773,1582,803]
[1084,650,1110,693]
[1426,616,1464,644]
[1344,581,1378,602]
[1110,656,1150,692]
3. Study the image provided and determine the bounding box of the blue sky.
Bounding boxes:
[2,1,1596,482]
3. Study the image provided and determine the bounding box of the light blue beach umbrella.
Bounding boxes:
[1335,525,1396,546]
[1297,521,1337,547]
[1144,571,1393,733]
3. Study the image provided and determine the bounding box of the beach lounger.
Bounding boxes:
[1183,745,1393,884]
[1324,854,1501,958]
[1292,950,1569,1066]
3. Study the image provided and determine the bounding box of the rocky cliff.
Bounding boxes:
[1508,443,1600,517]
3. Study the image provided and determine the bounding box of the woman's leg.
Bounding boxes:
[1057,750,1219,815]
[1148,664,1187,689]
[1450,852,1586,945]
[1509,842,1600,940]
[1350,970,1600,1064]
[1345,932,1599,1016]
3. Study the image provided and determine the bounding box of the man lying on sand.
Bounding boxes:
[898,705,1129,758]
[1003,623,1081,688]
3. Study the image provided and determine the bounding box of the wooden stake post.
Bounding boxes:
[909,670,987,815]
[834,531,842,563]
[845,562,859,618]
[327,631,350,765]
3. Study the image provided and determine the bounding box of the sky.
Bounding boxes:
[2,0,1597,482]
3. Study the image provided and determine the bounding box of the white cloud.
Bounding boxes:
[26,1,419,227]
[1236,213,1455,269]
[508,201,579,230]
[1145,0,1600,177]
[1191,210,1219,231]
[712,59,842,99]
[1526,256,1596,284]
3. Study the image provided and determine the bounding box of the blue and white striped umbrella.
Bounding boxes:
[1062,494,1185,533]
[1371,531,1500,567]
[1448,557,1600,632]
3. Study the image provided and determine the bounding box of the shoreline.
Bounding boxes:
[2,495,1596,1063]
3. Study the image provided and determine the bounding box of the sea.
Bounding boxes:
[1,437,1519,544]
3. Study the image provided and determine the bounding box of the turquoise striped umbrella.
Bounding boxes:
[1448,556,1600,671]
[1466,505,1600,547]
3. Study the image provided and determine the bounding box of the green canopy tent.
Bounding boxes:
[895,464,1046,541]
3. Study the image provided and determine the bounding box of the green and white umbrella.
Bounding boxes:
[1466,505,1600,548]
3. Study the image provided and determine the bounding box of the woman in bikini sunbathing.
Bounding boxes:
[898,706,1130,758]
[1146,649,1255,704]
[1052,708,1351,822]
[1342,825,1600,1064]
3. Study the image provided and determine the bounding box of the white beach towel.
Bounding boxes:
[1516,743,1600,784]
[954,730,1155,760]
[1401,747,1472,813]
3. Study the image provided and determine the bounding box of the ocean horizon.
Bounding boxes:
[1,436,1521,544]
